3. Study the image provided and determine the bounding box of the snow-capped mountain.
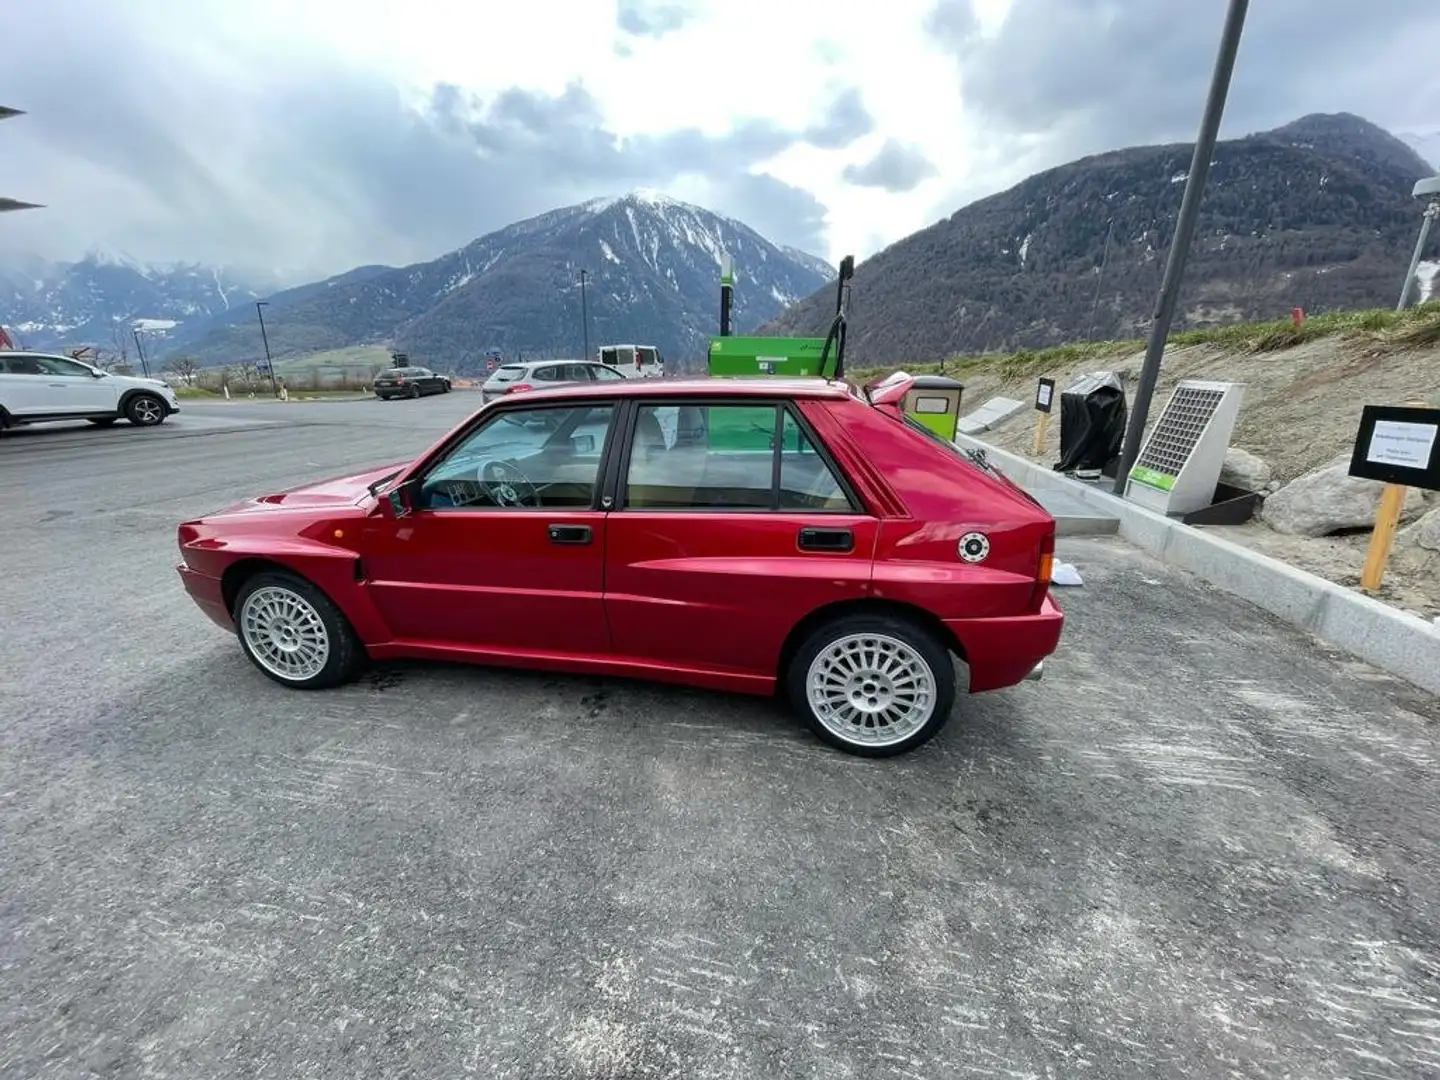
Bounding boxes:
[179,191,836,370]
[0,250,265,352]
[1400,131,1440,171]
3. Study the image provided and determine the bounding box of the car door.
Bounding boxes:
[603,399,879,676]
[360,400,618,655]
[0,354,117,416]
[587,363,627,384]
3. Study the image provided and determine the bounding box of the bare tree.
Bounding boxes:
[168,355,201,386]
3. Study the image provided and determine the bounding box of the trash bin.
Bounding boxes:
[901,375,966,441]
[1055,371,1127,476]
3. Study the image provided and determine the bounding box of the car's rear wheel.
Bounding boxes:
[125,393,167,426]
[88,417,118,427]
[234,570,365,689]
[787,614,956,757]
[408,384,421,399]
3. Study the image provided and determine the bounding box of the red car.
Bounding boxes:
[176,375,1062,756]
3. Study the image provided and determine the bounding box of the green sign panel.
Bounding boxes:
[707,335,830,377]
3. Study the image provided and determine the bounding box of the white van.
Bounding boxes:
[597,344,664,378]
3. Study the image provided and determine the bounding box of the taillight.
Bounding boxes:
[1030,528,1055,609]
[507,383,533,394]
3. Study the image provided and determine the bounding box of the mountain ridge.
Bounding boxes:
[760,113,1436,365]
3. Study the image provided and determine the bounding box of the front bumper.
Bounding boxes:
[176,563,232,629]
[944,593,1063,693]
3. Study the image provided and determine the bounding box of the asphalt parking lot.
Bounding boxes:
[3,394,1439,1079]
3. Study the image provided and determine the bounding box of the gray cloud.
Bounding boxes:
[0,0,840,284]
[803,87,875,150]
[616,0,699,38]
[842,140,938,192]
[928,0,1440,162]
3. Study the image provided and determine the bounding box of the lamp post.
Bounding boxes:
[1113,0,1250,495]
[255,301,277,395]
[579,269,591,362]
[131,327,151,378]
[1397,176,1440,311]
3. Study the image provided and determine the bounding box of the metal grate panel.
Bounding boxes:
[1134,385,1225,478]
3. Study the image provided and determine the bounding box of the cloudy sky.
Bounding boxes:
[2,0,1438,285]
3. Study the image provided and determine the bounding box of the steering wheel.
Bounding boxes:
[478,459,541,507]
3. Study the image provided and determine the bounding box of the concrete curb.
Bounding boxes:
[957,433,1440,695]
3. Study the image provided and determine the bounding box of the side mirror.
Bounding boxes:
[386,480,416,518]
[93,369,107,378]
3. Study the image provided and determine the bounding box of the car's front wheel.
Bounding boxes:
[787,613,956,757]
[125,393,167,426]
[234,570,366,689]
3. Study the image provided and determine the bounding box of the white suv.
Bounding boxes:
[0,351,181,431]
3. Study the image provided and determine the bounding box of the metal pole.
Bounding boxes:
[719,253,734,336]
[579,270,590,361]
[131,328,150,378]
[1112,0,1250,494]
[1397,202,1438,311]
[255,301,277,395]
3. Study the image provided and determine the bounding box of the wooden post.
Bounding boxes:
[1032,411,1051,457]
[1360,484,1408,592]
[1358,397,1427,593]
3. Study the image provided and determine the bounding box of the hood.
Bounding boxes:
[218,460,410,515]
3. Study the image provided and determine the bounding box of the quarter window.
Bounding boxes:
[417,404,614,511]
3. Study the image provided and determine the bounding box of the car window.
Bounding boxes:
[590,365,626,381]
[625,403,780,510]
[531,366,566,382]
[1,356,45,375]
[417,404,615,511]
[562,364,592,381]
[778,410,855,511]
[491,365,528,382]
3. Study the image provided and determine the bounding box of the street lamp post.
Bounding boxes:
[1112,0,1250,495]
[579,269,591,363]
[1397,176,1440,311]
[131,327,151,378]
[255,301,278,395]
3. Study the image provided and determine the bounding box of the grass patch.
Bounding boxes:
[850,301,1440,384]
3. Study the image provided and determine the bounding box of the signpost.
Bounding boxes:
[1349,401,1440,591]
[1032,377,1056,456]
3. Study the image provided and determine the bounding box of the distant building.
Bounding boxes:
[1,107,42,214]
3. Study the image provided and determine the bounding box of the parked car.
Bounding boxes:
[373,366,450,399]
[175,375,1062,756]
[0,350,180,431]
[481,360,628,404]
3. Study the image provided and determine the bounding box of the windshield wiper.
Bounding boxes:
[367,469,402,496]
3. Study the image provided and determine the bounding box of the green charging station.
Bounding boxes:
[899,374,965,440]
[707,335,829,377]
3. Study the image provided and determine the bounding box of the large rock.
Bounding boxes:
[1260,454,1425,537]
[1398,507,1440,552]
[1220,447,1272,492]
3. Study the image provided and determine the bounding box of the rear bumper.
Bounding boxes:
[176,563,233,630]
[944,593,1063,693]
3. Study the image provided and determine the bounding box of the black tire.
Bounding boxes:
[124,392,167,427]
[233,570,366,690]
[88,417,119,427]
[408,383,421,399]
[786,613,956,757]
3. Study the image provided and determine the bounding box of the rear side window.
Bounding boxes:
[492,365,527,382]
[532,366,565,382]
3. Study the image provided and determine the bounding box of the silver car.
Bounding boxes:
[480,360,629,404]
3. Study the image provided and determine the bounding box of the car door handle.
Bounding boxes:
[547,524,592,545]
[797,526,854,552]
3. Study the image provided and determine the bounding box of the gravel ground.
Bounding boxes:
[2,396,1438,1080]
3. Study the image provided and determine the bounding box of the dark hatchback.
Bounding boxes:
[373,367,451,400]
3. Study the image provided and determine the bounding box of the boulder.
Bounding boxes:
[1220,447,1272,492]
[1260,454,1425,537]
[1398,507,1440,552]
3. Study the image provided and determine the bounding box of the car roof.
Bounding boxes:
[496,376,856,401]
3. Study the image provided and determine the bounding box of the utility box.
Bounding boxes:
[707,335,829,377]
[1125,379,1245,516]
[900,374,965,440]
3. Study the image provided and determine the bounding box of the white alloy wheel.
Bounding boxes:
[805,631,937,749]
[239,584,331,682]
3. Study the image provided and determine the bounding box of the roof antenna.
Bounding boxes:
[817,254,854,380]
